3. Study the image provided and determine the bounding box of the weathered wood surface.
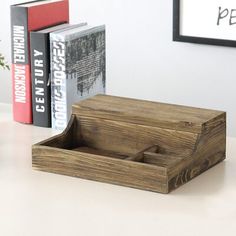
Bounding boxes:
[32,95,226,194]
[77,116,199,157]
[126,145,159,162]
[72,94,225,133]
[32,146,168,193]
[73,146,129,159]
[37,115,78,149]
[168,121,226,192]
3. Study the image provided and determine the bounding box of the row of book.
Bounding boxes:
[11,0,106,130]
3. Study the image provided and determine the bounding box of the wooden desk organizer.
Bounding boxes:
[32,95,226,193]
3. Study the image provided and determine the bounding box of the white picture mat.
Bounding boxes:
[180,0,236,40]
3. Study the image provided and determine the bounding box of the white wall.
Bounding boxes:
[1,0,235,137]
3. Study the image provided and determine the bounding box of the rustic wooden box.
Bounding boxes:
[32,95,226,193]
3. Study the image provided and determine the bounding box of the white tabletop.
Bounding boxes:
[0,103,236,236]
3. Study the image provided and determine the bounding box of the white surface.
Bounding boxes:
[181,0,236,40]
[0,103,236,236]
[1,0,236,137]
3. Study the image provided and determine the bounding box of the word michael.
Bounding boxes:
[13,25,26,103]
[52,38,66,129]
[33,49,45,113]
[217,7,236,25]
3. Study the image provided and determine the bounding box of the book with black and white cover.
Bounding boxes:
[30,23,86,127]
[50,24,106,130]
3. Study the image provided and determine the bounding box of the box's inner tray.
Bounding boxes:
[41,115,187,170]
[71,144,183,168]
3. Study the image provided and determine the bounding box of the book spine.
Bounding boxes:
[30,32,51,127]
[11,6,32,123]
[50,34,67,130]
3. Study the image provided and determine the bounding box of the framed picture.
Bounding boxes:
[173,0,236,47]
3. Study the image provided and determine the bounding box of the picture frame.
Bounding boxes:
[173,0,236,47]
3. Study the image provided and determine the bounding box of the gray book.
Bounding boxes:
[50,24,106,130]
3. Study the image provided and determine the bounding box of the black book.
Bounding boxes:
[30,23,70,127]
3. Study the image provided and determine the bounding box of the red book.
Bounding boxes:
[11,0,69,123]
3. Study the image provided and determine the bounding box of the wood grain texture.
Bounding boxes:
[77,116,199,157]
[32,146,168,193]
[36,115,78,149]
[168,121,226,192]
[73,146,129,159]
[72,94,225,133]
[32,95,226,193]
